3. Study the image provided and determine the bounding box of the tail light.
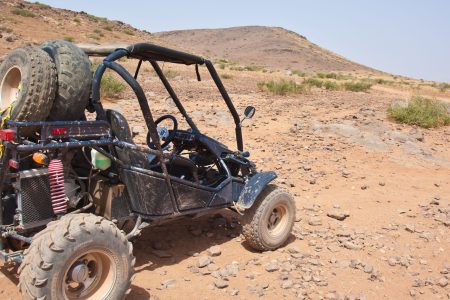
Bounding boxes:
[0,129,15,141]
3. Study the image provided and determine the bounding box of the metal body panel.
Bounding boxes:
[236,171,277,209]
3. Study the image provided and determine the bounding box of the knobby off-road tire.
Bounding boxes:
[41,40,92,121]
[0,46,56,123]
[19,214,135,300]
[242,184,296,251]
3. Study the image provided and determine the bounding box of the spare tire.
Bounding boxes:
[0,46,56,123]
[41,40,92,121]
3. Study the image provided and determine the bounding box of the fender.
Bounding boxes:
[236,171,277,210]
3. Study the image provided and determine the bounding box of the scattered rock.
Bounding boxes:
[438,277,448,287]
[214,279,229,289]
[308,217,322,226]
[207,245,222,257]
[265,260,279,272]
[197,256,212,268]
[327,210,350,221]
[227,288,239,296]
[161,279,176,289]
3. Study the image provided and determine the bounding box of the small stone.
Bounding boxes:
[364,265,373,273]
[405,224,415,233]
[388,257,398,266]
[327,210,350,221]
[208,264,220,272]
[302,273,312,282]
[197,256,212,268]
[265,260,279,272]
[228,288,239,296]
[379,182,386,186]
[343,241,362,250]
[410,289,416,297]
[281,280,293,289]
[438,277,448,287]
[361,184,369,190]
[214,279,229,289]
[308,217,322,226]
[207,245,222,257]
[161,279,176,288]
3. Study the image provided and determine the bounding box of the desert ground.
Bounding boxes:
[1,61,449,300]
[0,1,449,299]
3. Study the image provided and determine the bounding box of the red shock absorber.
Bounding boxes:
[48,159,67,215]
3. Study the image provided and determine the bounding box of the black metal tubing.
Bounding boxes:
[204,60,244,151]
[150,60,199,133]
[127,43,205,65]
[98,58,180,213]
[10,139,113,152]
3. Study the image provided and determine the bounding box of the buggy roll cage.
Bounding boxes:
[90,43,245,152]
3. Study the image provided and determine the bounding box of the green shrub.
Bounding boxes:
[388,96,450,128]
[74,18,81,24]
[0,25,13,33]
[86,13,106,23]
[323,80,340,90]
[11,8,35,17]
[102,24,114,31]
[303,78,323,88]
[163,69,179,79]
[123,29,135,36]
[258,80,309,95]
[100,74,125,98]
[63,36,75,42]
[34,2,50,8]
[292,70,306,77]
[438,82,450,92]
[343,81,372,92]
[221,73,233,79]
[87,34,100,40]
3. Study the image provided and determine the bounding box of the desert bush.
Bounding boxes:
[221,73,233,79]
[87,34,100,40]
[86,13,106,23]
[0,25,13,33]
[34,2,50,8]
[388,96,450,128]
[438,82,450,92]
[303,78,323,88]
[323,81,340,90]
[343,81,372,92]
[163,69,179,79]
[258,80,309,95]
[102,24,114,31]
[73,18,81,24]
[100,74,125,98]
[63,36,75,42]
[11,8,35,17]
[123,29,135,36]
[292,70,306,77]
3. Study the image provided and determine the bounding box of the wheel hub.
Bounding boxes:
[0,66,22,111]
[70,262,89,283]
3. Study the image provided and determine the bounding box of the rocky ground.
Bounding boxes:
[0,62,449,300]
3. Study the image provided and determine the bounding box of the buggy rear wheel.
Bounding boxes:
[241,184,295,251]
[19,214,135,300]
[0,46,56,124]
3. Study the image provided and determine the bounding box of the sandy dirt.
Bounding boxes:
[1,62,448,300]
[0,1,449,299]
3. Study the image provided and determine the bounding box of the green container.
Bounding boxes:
[91,149,111,170]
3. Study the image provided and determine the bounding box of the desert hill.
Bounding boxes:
[0,0,375,74]
[0,0,161,58]
[155,26,374,73]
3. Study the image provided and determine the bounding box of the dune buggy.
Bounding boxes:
[0,42,296,299]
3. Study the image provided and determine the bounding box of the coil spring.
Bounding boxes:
[48,159,67,214]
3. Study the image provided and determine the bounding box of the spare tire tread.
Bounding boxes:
[41,40,92,121]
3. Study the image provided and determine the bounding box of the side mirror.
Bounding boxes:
[244,106,256,119]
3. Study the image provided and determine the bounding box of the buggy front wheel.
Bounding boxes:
[19,214,135,300]
[241,184,296,251]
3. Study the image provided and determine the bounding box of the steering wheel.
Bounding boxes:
[147,115,178,149]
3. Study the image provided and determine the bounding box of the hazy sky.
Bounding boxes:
[38,0,450,82]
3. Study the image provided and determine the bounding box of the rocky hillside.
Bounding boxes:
[0,0,162,58]
[155,26,374,73]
